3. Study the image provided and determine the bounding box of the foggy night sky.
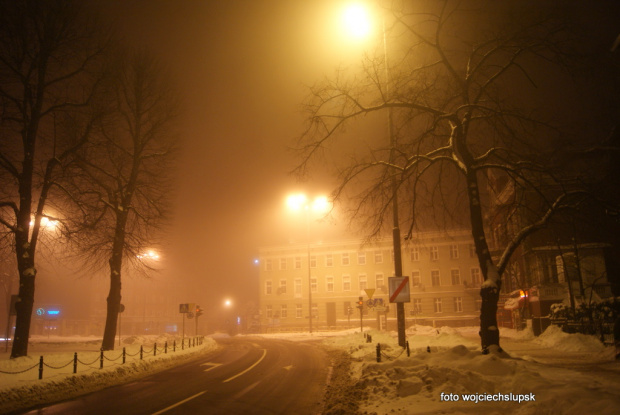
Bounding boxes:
[95,0,371,310]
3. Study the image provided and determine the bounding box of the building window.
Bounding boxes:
[265,259,273,271]
[325,254,333,267]
[266,305,273,318]
[296,304,303,318]
[451,269,461,285]
[411,270,421,286]
[434,298,442,313]
[326,276,334,292]
[454,297,463,312]
[358,252,366,265]
[295,278,302,297]
[341,253,350,266]
[450,244,459,259]
[413,298,422,313]
[430,246,439,261]
[374,251,383,264]
[279,279,287,294]
[280,258,287,270]
[310,255,317,268]
[294,256,302,269]
[265,280,272,294]
[359,274,367,291]
[469,244,476,258]
[471,268,481,286]
[431,270,440,287]
[375,273,385,291]
[311,277,317,293]
[410,246,419,262]
[343,274,351,291]
[281,304,288,318]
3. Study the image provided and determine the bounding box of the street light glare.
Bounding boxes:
[343,3,372,39]
[286,193,308,211]
[312,196,330,213]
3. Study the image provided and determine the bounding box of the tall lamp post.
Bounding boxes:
[286,193,330,334]
[342,3,407,347]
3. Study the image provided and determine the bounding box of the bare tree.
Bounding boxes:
[296,0,618,352]
[0,0,107,358]
[65,50,178,351]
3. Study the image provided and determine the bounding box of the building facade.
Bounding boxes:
[258,230,482,332]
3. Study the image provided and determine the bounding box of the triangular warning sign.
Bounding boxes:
[365,288,375,299]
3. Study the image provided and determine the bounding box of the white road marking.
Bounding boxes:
[201,362,222,372]
[223,348,267,383]
[151,391,206,415]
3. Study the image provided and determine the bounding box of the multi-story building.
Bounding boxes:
[258,229,482,332]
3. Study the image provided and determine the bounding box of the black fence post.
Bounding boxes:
[100,349,104,369]
[165,341,168,354]
[123,347,126,364]
[173,340,176,352]
[154,343,157,356]
[376,343,381,362]
[406,341,410,357]
[140,345,143,360]
[39,356,44,380]
[73,352,78,374]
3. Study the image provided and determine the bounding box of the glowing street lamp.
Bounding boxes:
[286,193,331,334]
[340,3,407,347]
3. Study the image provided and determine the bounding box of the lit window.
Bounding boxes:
[325,254,333,267]
[471,268,481,286]
[451,269,461,285]
[343,275,351,291]
[413,298,422,313]
[359,274,367,290]
[454,297,463,312]
[326,276,334,292]
[410,247,419,261]
[430,246,439,261]
[450,244,459,259]
[411,270,421,286]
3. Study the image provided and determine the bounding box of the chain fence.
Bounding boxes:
[0,336,205,380]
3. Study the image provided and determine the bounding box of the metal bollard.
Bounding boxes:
[100,349,104,369]
[39,356,44,379]
[376,343,381,362]
[173,340,176,352]
[140,345,143,360]
[154,342,157,356]
[73,352,78,374]
[182,339,184,350]
[165,342,168,354]
[406,341,410,357]
[123,347,126,364]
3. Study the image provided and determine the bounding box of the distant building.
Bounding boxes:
[257,230,482,332]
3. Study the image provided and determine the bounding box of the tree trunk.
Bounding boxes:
[465,170,502,353]
[101,220,127,351]
[11,239,36,358]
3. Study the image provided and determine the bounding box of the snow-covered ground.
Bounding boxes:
[1,326,619,414]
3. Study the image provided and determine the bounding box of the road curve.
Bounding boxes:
[18,337,331,415]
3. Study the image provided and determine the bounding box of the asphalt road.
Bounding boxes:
[18,337,331,415]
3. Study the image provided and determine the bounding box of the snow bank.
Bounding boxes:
[0,336,218,413]
[534,324,607,353]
